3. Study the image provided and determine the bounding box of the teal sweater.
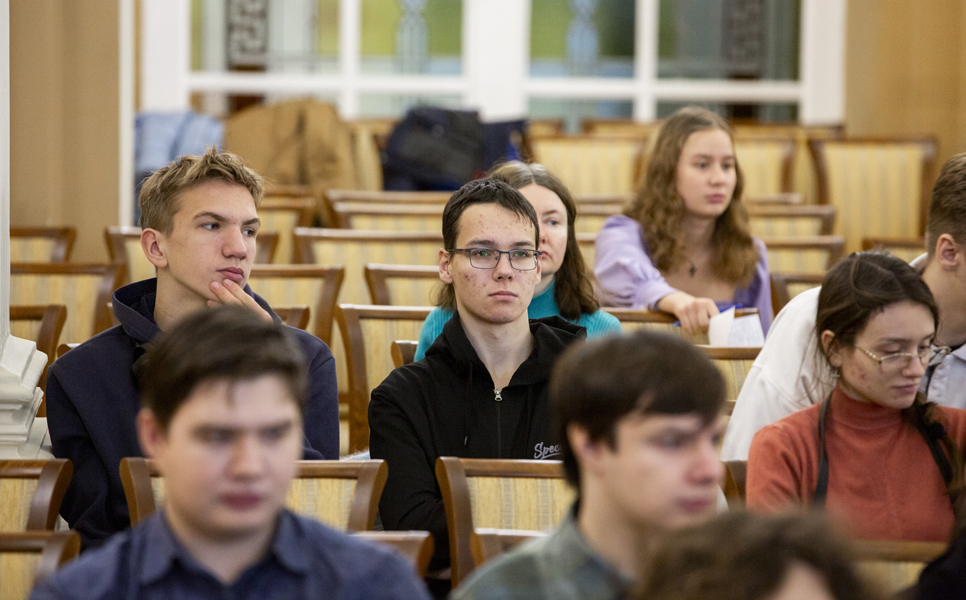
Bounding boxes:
[414,280,622,361]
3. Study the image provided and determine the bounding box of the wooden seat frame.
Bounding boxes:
[364,264,440,306]
[11,304,67,399]
[0,459,74,531]
[11,227,76,263]
[0,530,80,588]
[436,457,567,588]
[120,457,388,530]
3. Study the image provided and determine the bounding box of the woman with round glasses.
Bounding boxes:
[747,252,966,542]
[413,161,622,360]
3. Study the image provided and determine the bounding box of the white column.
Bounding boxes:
[633,0,659,121]
[799,0,846,124]
[141,0,192,111]
[338,0,361,117]
[463,0,530,121]
[0,0,49,455]
[118,0,135,227]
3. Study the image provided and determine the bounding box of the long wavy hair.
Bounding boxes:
[623,106,758,286]
[816,251,965,520]
[488,161,600,319]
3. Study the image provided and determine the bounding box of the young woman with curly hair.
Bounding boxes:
[413,161,622,360]
[594,106,772,334]
[747,252,966,543]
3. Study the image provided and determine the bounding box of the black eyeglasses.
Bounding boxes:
[449,248,542,271]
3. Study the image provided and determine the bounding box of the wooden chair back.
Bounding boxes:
[10,228,76,263]
[809,137,937,253]
[862,237,926,263]
[10,305,66,399]
[365,264,441,306]
[259,197,315,263]
[747,205,835,238]
[272,306,312,330]
[10,264,123,345]
[295,229,442,405]
[332,203,443,232]
[247,265,344,342]
[603,308,760,345]
[391,340,419,369]
[763,236,845,274]
[529,134,647,195]
[105,226,277,285]
[0,531,80,599]
[733,137,796,196]
[722,460,747,509]
[576,232,597,267]
[853,540,947,597]
[698,346,761,401]
[325,189,451,205]
[573,204,619,235]
[770,272,825,313]
[436,457,573,588]
[353,531,434,578]
[0,460,73,532]
[120,458,388,531]
[472,529,545,568]
[581,118,658,138]
[335,305,432,453]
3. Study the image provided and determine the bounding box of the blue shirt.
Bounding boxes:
[31,510,431,600]
[414,280,622,360]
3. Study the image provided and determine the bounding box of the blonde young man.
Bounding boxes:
[47,149,338,549]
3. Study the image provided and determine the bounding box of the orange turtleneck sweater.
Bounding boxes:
[747,386,966,542]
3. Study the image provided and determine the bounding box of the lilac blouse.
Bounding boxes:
[594,215,773,334]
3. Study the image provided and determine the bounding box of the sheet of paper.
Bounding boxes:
[727,314,765,347]
[708,307,735,347]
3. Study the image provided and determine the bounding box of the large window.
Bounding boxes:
[153,0,842,124]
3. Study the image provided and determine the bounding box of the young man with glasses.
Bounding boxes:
[369,179,586,573]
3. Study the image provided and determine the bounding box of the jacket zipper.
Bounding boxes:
[494,388,502,459]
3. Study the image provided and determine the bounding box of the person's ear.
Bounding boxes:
[439,248,454,284]
[136,408,167,458]
[567,423,606,475]
[820,330,844,368]
[933,233,963,271]
[141,228,168,270]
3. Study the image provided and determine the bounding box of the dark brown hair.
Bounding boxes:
[139,305,307,431]
[816,251,964,515]
[487,161,600,320]
[139,147,264,234]
[633,511,883,600]
[624,106,758,286]
[550,331,725,491]
[436,178,540,310]
[927,152,966,257]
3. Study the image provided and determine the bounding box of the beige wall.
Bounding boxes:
[846,0,966,167]
[10,0,121,262]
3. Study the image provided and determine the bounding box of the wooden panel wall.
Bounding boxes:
[10,0,121,262]
[846,0,966,167]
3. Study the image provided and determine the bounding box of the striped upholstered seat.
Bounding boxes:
[364,264,441,306]
[0,531,80,600]
[763,236,845,274]
[747,205,835,238]
[436,457,573,588]
[698,346,761,401]
[769,272,825,313]
[854,540,946,598]
[331,203,444,232]
[259,197,315,263]
[247,265,344,342]
[530,135,647,195]
[10,305,66,399]
[809,137,937,253]
[335,305,432,454]
[861,237,926,263]
[120,458,388,531]
[10,228,76,264]
[10,264,123,345]
[733,137,796,197]
[0,460,73,533]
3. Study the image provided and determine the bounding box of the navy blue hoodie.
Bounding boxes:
[46,279,338,549]
[369,312,585,568]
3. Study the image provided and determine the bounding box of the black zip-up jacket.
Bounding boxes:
[369,312,585,568]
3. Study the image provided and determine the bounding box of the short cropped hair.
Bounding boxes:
[550,331,725,490]
[927,152,966,257]
[138,147,264,234]
[139,306,307,431]
[633,511,883,600]
[436,178,541,310]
